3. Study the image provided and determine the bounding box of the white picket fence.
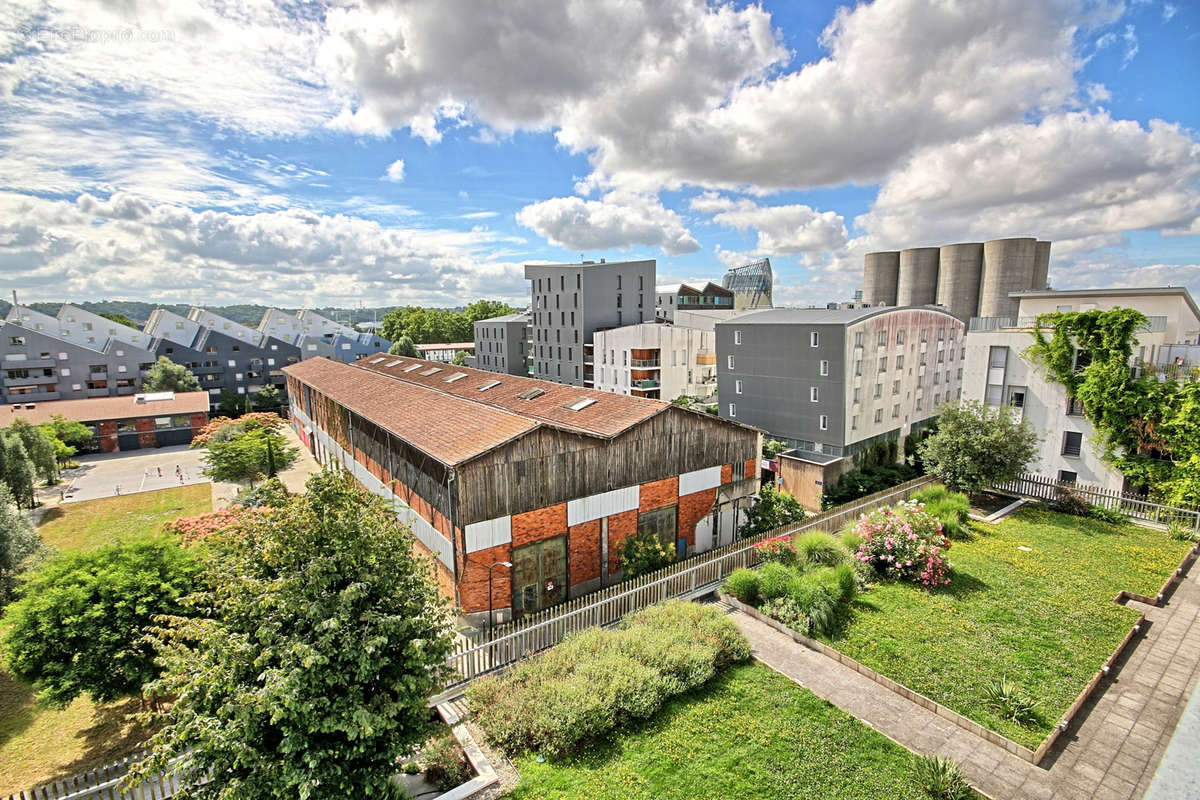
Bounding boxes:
[0,752,183,800]
[994,473,1200,530]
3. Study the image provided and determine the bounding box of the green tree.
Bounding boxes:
[99,312,139,329]
[216,389,243,416]
[451,350,469,366]
[763,438,788,458]
[142,356,201,393]
[250,385,281,412]
[379,305,422,343]
[133,471,455,799]
[739,485,806,539]
[670,395,693,407]
[0,484,42,604]
[462,299,517,325]
[387,335,418,357]
[202,423,298,485]
[2,537,198,705]
[38,414,94,462]
[617,528,674,580]
[0,434,36,508]
[7,419,58,484]
[917,400,1038,495]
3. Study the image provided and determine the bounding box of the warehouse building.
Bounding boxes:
[284,354,760,624]
[3,391,210,452]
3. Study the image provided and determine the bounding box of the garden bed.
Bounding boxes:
[968,491,1017,518]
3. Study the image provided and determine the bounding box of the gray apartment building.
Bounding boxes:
[716,305,965,509]
[471,312,531,376]
[524,259,656,386]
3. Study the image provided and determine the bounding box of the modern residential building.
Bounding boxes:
[722,259,774,310]
[2,391,210,452]
[284,353,760,624]
[415,342,475,364]
[524,259,656,386]
[591,322,718,402]
[962,287,1200,491]
[471,312,531,375]
[862,237,1051,320]
[717,306,965,509]
[257,308,389,363]
[655,281,735,322]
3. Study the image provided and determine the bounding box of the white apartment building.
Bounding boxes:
[590,322,718,401]
[962,287,1200,491]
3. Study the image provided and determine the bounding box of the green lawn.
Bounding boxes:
[825,507,1192,749]
[36,484,212,552]
[507,662,929,800]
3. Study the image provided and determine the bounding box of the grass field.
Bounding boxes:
[507,662,932,800]
[824,507,1192,749]
[35,484,212,552]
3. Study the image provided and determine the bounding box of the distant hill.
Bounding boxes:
[0,300,402,328]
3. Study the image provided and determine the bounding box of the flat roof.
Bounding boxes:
[414,342,475,350]
[475,312,530,324]
[1010,286,1200,321]
[715,305,960,326]
[1,391,210,427]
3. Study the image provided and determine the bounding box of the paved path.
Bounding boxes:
[56,445,209,503]
[726,554,1200,800]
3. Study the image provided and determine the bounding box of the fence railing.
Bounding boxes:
[993,473,1200,530]
[2,751,183,800]
[440,475,934,692]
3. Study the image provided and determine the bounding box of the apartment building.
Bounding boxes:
[655,281,735,322]
[472,312,531,375]
[524,259,656,386]
[591,323,718,402]
[717,306,965,509]
[962,287,1200,491]
[284,353,759,625]
[416,342,475,364]
[257,308,389,363]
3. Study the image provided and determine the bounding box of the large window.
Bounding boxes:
[638,505,679,556]
[511,536,568,615]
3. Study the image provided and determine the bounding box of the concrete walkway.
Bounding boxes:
[726,555,1200,800]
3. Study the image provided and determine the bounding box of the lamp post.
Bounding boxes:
[488,561,513,636]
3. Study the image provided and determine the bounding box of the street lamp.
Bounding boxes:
[488,561,513,636]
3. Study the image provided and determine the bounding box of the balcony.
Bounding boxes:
[86,387,110,397]
[3,357,55,369]
[5,390,60,403]
[88,370,109,380]
[632,378,660,389]
[116,385,136,396]
[3,375,55,388]
[630,358,660,368]
[695,352,716,366]
[969,315,1169,333]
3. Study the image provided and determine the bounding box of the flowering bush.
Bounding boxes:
[164,507,253,546]
[852,500,952,588]
[755,535,797,566]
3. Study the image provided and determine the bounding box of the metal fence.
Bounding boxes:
[439,475,934,693]
[993,473,1200,529]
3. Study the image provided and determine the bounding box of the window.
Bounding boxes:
[155,417,172,429]
[878,356,887,373]
[517,387,546,400]
[896,354,904,370]
[851,415,858,430]
[852,387,860,403]
[638,505,678,554]
[728,403,736,417]
[892,404,900,418]
[735,379,743,394]
[893,380,900,395]
[565,397,596,411]
[896,330,905,345]
[877,330,887,346]
[734,330,742,345]
[1058,470,1078,483]
[8,336,24,346]
[1008,389,1025,408]
[819,414,828,430]
[60,368,70,376]
[874,383,882,399]
[810,331,819,347]
[1062,431,1083,457]
[1066,397,1085,416]
[810,386,819,402]
[874,409,883,423]
[854,332,863,347]
[727,355,735,370]
[819,359,829,376]
[854,360,862,376]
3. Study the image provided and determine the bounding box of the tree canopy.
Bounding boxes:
[98,311,140,329]
[2,537,199,705]
[250,385,281,412]
[739,485,806,539]
[387,335,418,357]
[38,414,94,462]
[380,300,517,345]
[199,417,297,485]
[0,484,42,605]
[133,470,455,799]
[142,356,201,393]
[7,419,58,484]
[0,433,36,508]
[917,400,1038,495]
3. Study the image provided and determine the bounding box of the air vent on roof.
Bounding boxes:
[386,359,403,367]
[478,380,501,392]
[369,357,386,364]
[444,372,468,383]
[420,367,442,376]
[517,387,546,401]
[565,397,596,411]
[402,364,422,372]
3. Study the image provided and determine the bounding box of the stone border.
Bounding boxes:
[1115,542,1200,608]
[431,700,500,800]
[967,493,1025,523]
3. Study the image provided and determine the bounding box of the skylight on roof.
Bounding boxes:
[402,364,422,372]
[565,398,597,411]
[386,359,403,367]
[444,372,468,383]
[517,387,546,401]
[420,367,442,376]
[478,380,501,392]
[369,357,386,364]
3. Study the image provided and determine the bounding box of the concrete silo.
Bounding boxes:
[896,247,940,307]
[979,237,1038,319]
[862,251,900,306]
[1033,241,1052,290]
[935,242,984,319]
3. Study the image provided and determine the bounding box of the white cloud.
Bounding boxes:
[1163,4,1178,22]
[689,193,848,256]
[516,194,700,256]
[384,159,406,182]
[461,211,499,219]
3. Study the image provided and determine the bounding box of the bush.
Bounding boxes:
[422,733,471,791]
[830,563,859,605]
[1047,486,1090,517]
[852,501,952,588]
[821,462,918,508]
[1168,522,1198,542]
[913,755,974,800]
[758,562,794,601]
[787,573,838,636]
[794,531,849,567]
[982,678,1039,726]
[754,535,797,566]
[723,568,761,604]
[1087,504,1126,524]
[618,527,675,580]
[467,600,749,756]
[761,597,808,632]
[912,486,972,541]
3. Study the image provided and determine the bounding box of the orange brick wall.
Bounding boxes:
[678,487,717,549]
[568,519,601,587]
[96,420,118,452]
[639,476,678,512]
[460,542,512,614]
[512,503,568,548]
[721,463,733,484]
[744,458,756,479]
[606,509,638,575]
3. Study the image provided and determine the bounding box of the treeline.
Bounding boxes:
[381,299,518,345]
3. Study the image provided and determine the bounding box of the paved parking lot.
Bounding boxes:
[57,445,210,503]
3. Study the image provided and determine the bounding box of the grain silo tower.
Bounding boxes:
[1033,241,1052,291]
[935,242,985,319]
[862,251,900,305]
[978,237,1038,318]
[896,247,940,306]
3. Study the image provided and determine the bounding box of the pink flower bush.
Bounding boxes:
[755,534,797,567]
[852,500,952,588]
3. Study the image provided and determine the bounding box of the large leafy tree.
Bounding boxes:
[142,356,201,393]
[7,419,58,484]
[0,433,36,508]
[2,537,198,705]
[133,471,455,799]
[739,485,806,539]
[917,400,1038,495]
[38,414,94,462]
[387,335,418,357]
[250,385,281,412]
[0,484,42,604]
[201,419,297,485]
[381,300,517,346]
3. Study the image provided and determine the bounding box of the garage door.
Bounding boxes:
[156,429,193,447]
[117,432,142,451]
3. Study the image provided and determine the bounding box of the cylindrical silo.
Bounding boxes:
[896,247,940,307]
[935,243,984,319]
[1033,241,1051,290]
[979,237,1038,319]
[862,251,900,306]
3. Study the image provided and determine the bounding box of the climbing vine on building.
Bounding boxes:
[1026,307,1200,506]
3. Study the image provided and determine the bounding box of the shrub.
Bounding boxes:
[982,678,1039,726]
[852,501,952,588]
[467,600,748,756]
[755,535,797,566]
[423,733,471,791]
[400,761,421,775]
[1047,486,1090,517]
[761,597,808,631]
[830,563,859,605]
[723,568,761,604]
[1168,522,1199,542]
[617,527,674,580]
[1087,504,1126,524]
[912,487,972,541]
[794,531,848,567]
[758,562,794,601]
[913,755,974,800]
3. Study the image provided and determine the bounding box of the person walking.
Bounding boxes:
[157,466,162,477]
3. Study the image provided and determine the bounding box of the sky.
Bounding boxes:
[1,0,1197,310]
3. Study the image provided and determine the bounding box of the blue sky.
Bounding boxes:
[1,0,1197,309]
